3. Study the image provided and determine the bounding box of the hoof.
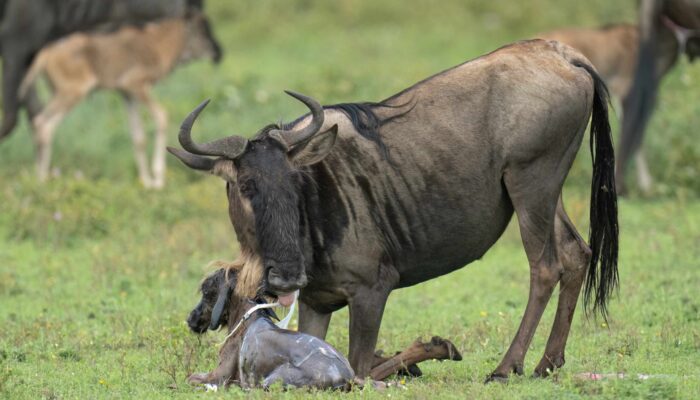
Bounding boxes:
[187,373,209,385]
[484,373,509,384]
[398,363,423,378]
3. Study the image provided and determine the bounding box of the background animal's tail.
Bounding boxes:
[18,52,47,102]
[618,0,663,190]
[574,60,620,319]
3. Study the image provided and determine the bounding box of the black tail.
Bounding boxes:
[574,61,620,319]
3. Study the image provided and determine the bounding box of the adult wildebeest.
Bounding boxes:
[538,19,695,194]
[17,14,221,187]
[620,0,700,194]
[0,0,210,141]
[169,39,619,381]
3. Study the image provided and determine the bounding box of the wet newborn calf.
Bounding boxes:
[187,268,354,389]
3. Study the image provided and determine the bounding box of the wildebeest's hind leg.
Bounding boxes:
[533,197,591,377]
[487,130,584,382]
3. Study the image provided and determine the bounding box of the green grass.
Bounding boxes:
[1,1,699,398]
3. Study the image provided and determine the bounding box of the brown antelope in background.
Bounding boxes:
[19,12,222,188]
[539,16,698,194]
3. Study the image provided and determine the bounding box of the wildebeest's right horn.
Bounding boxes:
[178,99,248,159]
[269,91,325,150]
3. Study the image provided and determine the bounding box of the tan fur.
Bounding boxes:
[234,251,265,298]
[205,252,263,298]
[20,16,217,188]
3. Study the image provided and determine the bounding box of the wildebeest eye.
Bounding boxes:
[238,180,257,197]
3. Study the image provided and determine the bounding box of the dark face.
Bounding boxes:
[228,136,308,295]
[187,269,232,334]
[168,92,338,299]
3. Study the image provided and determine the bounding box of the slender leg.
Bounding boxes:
[487,151,576,381]
[31,97,75,181]
[348,267,397,378]
[298,299,332,340]
[533,198,592,377]
[24,84,45,120]
[140,90,168,189]
[124,97,154,188]
[635,150,653,195]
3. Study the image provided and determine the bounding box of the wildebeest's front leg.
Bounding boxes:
[298,298,332,340]
[348,267,398,378]
[188,337,239,387]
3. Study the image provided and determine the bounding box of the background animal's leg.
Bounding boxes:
[298,299,332,339]
[487,170,566,382]
[635,150,653,194]
[533,198,591,377]
[140,89,168,189]
[31,97,73,181]
[348,273,396,378]
[24,84,45,121]
[124,96,154,188]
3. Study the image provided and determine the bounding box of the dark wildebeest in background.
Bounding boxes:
[0,0,211,141]
[619,0,700,194]
[539,19,696,194]
[17,13,221,187]
[169,39,619,381]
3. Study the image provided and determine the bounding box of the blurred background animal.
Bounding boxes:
[619,0,700,194]
[538,16,693,194]
[0,0,205,143]
[18,13,222,187]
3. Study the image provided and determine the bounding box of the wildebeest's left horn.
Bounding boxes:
[270,91,325,150]
[178,99,248,159]
[166,147,216,170]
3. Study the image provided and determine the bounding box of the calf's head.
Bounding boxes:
[169,92,338,300]
[188,268,233,333]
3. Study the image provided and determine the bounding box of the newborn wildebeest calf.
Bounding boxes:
[187,268,354,389]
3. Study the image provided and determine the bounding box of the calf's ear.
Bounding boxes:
[289,124,338,167]
[209,287,231,330]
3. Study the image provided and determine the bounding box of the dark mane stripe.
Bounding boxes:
[284,101,412,160]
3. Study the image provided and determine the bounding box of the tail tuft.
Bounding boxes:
[573,60,620,320]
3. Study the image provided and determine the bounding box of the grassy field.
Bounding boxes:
[1,1,699,398]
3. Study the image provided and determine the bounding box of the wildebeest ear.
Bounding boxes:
[210,159,237,182]
[289,124,338,167]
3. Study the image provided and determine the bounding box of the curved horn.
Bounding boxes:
[269,91,325,150]
[167,147,216,171]
[179,99,248,159]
